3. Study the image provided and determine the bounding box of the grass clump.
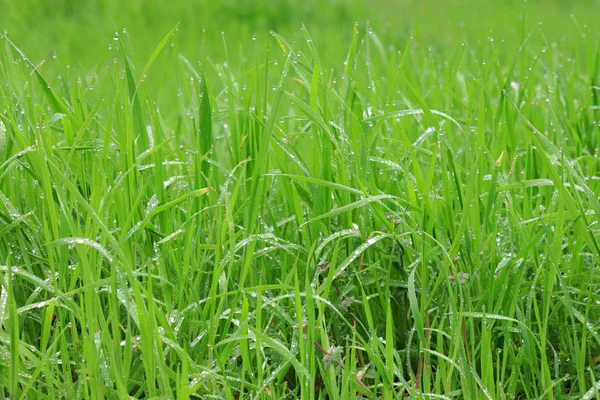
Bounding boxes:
[1,5,600,399]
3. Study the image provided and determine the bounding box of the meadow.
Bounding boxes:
[1,0,600,398]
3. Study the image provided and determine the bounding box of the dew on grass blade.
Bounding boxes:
[0,120,5,151]
[50,237,114,263]
[332,233,390,279]
[145,194,159,216]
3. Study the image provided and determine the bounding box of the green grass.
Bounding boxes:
[1,0,600,398]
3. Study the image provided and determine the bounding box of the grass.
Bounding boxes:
[1,0,600,398]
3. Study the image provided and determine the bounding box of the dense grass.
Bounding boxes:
[1,1,600,398]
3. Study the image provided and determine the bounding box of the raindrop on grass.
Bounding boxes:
[0,120,5,151]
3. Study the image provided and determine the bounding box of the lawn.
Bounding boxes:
[1,0,600,398]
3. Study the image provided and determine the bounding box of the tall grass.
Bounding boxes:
[1,8,600,399]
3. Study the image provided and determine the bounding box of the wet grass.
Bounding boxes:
[1,1,600,398]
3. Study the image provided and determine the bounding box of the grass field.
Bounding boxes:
[1,0,600,398]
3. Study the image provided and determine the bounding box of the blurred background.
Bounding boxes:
[2,0,600,69]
